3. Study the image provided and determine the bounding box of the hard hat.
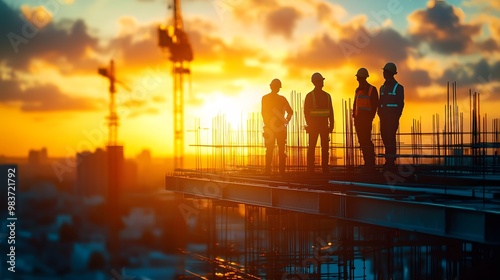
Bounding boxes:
[355,68,369,78]
[311,72,325,83]
[382,62,397,74]
[270,78,282,88]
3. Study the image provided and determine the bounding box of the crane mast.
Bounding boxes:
[158,0,193,169]
[98,60,119,146]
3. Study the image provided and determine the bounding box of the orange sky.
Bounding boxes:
[1,0,499,159]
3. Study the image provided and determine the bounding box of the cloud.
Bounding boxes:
[479,15,500,50]
[265,6,301,39]
[314,0,348,24]
[186,18,268,82]
[285,27,412,71]
[0,2,100,73]
[107,17,162,70]
[0,79,103,112]
[408,1,481,54]
[463,0,500,11]
[479,38,499,53]
[397,69,433,102]
[436,59,500,101]
[20,5,53,29]
[224,0,305,39]
[230,0,278,23]
[438,59,500,86]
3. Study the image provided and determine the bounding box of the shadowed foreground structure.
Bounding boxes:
[165,84,500,278]
[166,168,500,279]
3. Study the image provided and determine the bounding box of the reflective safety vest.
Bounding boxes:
[379,83,400,109]
[354,86,373,117]
[310,91,331,117]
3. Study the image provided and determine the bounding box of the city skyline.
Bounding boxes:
[1,0,499,158]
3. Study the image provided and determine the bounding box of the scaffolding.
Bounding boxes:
[179,199,500,279]
[187,83,500,175]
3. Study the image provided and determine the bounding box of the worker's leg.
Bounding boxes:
[320,130,330,173]
[263,127,276,174]
[277,130,287,174]
[307,131,319,172]
[355,118,375,167]
[380,117,399,166]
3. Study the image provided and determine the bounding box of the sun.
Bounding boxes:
[195,91,260,129]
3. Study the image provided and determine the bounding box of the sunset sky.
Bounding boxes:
[1,0,499,158]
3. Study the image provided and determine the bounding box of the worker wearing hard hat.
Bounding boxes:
[262,78,293,175]
[353,68,379,173]
[304,72,334,174]
[378,62,404,170]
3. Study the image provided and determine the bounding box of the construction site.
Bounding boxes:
[2,0,500,279]
[94,0,500,278]
[147,1,500,279]
[165,83,500,279]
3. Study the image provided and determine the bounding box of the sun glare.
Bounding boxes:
[196,92,259,129]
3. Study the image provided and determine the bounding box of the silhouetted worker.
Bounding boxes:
[353,68,379,172]
[262,78,293,175]
[304,72,334,173]
[378,62,404,170]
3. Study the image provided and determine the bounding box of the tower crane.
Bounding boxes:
[98,60,119,146]
[158,0,193,169]
[97,59,127,267]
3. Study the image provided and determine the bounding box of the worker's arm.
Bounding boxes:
[397,84,404,117]
[328,93,334,132]
[284,97,293,124]
[304,94,311,126]
[261,97,269,126]
[370,86,379,120]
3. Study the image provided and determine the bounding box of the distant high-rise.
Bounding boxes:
[75,148,137,198]
[75,148,108,198]
[28,147,48,165]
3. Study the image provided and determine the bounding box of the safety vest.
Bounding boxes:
[379,83,400,109]
[354,86,373,117]
[310,91,331,117]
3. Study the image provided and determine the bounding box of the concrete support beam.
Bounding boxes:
[165,175,500,244]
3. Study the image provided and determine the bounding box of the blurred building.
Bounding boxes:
[28,147,48,165]
[76,148,108,198]
[75,147,138,199]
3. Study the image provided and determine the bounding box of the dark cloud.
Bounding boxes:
[187,23,266,79]
[285,33,338,69]
[107,25,161,69]
[408,1,481,54]
[436,59,500,101]
[479,38,499,53]
[265,6,301,39]
[0,78,103,112]
[285,27,412,71]
[0,1,24,56]
[397,69,433,102]
[438,59,500,86]
[0,1,100,73]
